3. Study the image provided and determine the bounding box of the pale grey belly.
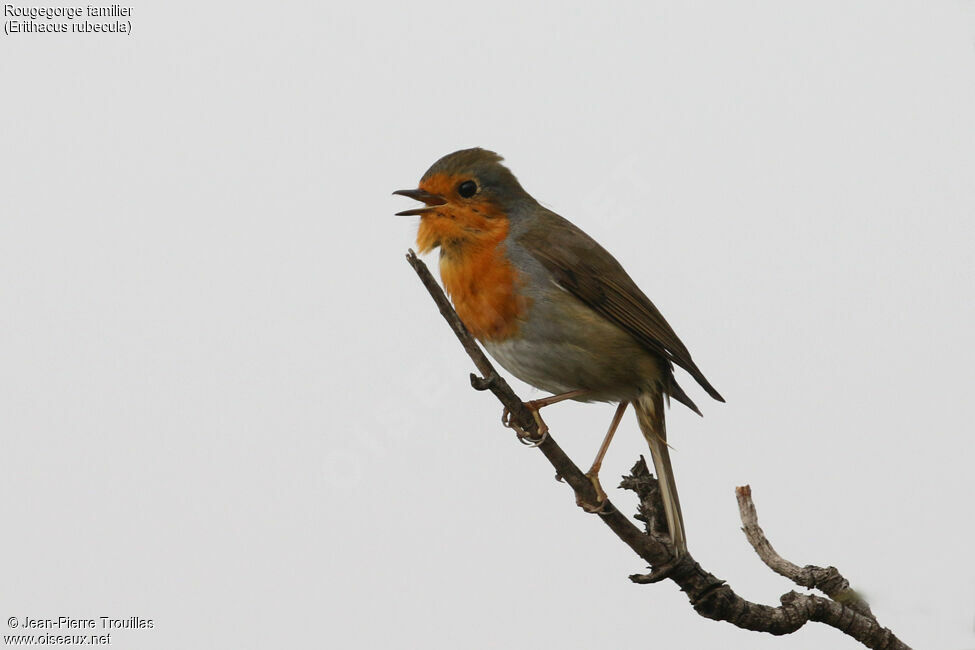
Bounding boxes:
[481,293,665,403]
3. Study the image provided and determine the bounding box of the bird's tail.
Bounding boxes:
[634,391,687,556]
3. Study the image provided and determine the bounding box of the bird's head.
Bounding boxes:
[394,148,528,254]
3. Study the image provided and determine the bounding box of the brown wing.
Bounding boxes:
[518,209,724,409]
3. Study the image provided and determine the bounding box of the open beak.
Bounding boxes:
[393,188,447,216]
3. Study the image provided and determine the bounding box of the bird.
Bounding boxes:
[394,148,723,556]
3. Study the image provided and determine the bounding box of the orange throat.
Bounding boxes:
[416,212,527,342]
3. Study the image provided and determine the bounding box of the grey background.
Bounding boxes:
[2,2,974,648]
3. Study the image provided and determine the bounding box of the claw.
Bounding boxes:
[586,470,608,503]
[576,471,613,514]
[500,403,548,446]
[517,428,548,447]
[576,491,613,515]
[579,498,614,515]
[529,408,549,438]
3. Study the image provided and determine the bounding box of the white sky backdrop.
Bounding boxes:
[2,2,974,649]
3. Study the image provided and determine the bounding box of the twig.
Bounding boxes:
[736,485,875,619]
[406,249,911,650]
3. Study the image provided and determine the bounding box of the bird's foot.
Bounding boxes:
[576,471,613,515]
[501,403,549,446]
[501,390,586,444]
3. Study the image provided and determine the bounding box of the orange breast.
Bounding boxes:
[440,235,527,341]
[418,212,526,341]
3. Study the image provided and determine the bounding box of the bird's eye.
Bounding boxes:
[457,180,477,198]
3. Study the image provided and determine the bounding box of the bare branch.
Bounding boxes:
[736,485,875,619]
[406,250,912,650]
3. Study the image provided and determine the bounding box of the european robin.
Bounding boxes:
[395,148,723,556]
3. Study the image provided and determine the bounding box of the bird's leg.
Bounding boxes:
[579,401,628,512]
[525,389,588,434]
[502,389,588,438]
